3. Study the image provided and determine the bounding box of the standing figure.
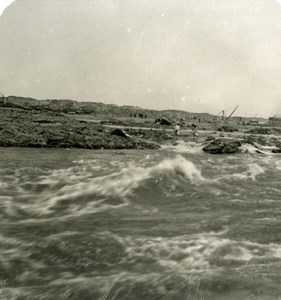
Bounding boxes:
[174,123,180,138]
[191,123,198,140]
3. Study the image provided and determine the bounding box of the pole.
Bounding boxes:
[225,105,239,122]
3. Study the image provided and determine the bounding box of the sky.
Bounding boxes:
[1,0,281,117]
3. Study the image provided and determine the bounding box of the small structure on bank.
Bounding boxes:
[155,116,173,126]
[269,115,281,127]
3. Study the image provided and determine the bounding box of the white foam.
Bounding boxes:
[111,231,281,275]
[243,163,265,180]
[42,156,206,215]
[0,156,207,221]
[226,163,265,181]
[162,141,203,154]
[240,143,275,155]
[275,160,281,170]
[151,155,205,182]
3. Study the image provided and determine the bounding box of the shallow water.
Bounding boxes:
[0,143,281,300]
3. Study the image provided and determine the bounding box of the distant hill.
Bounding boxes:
[0,95,217,122]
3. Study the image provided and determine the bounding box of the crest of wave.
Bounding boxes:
[276,160,281,170]
[240,143,275,155]
[109,231,281,275]
[231,163,265,181]
[41,156,206,215]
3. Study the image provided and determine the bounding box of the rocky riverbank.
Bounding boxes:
[2,106,281,153]
[0,108,163,150]
[202,134,281,154]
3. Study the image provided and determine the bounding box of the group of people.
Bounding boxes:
[174,122,198,139]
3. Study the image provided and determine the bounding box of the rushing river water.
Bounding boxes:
[1,143,281,300]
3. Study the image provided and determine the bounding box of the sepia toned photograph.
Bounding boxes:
[1,0,281,299]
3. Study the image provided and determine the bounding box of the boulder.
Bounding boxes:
[272,149,281,153]
[203,138,241,154]
[155,117,172,126]
[110,128,130,138]
[242,135,269,146]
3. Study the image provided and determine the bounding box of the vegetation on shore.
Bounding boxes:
[0,107,162,149]
[1,95,281,153]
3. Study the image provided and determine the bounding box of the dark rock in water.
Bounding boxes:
[243,135,267,146]
[203,138,241,154]
[244,135,281,151]
[111,128,129,138]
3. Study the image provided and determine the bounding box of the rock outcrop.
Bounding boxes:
[111,128,130,138]
[155,117,173,126]
[242,135,268,146]
[272,149,281,153]
[245,127,281,135]
[0,108,160,150]
[203,134,281,154]
[245,127,273,135]
[203,138,242,154]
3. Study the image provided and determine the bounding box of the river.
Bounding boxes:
[0,143,281,300]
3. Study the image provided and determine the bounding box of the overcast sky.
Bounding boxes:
[1,0,281,117]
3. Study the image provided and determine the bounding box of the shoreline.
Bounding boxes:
[1,107,281,153]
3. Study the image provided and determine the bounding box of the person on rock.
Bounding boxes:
[191,123,198,140]
[174,123,180,138]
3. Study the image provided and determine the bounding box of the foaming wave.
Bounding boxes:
[0,156,207,221]
[233,163,265,181]
[117,231,228,274]
[48,271,206,300]
[107,231,281,275]
[220,163,265,182]
[162,141,203,154]
[150,155,206,182]
[42,156,206,215]
[275,160,281,170]
[240,143,275,155]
